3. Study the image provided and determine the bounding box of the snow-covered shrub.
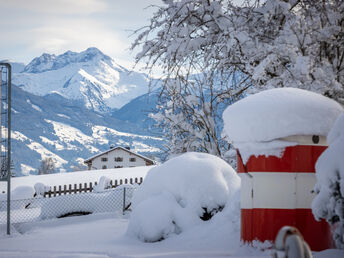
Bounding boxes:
[0,186,35,210]
[127,152,240,242]
[11,186,35,200]
[93,176,112,192]
[312,114,344,248]
[34,183,50,197]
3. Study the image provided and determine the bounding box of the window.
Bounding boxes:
[115,157,123,162]
[129,157,136,162]
[102,165,107,169]
[101,157,108,162]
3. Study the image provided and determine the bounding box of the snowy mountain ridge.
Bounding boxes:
[23,47,114,73]
[1,49,163,176]
[10,84,161,176]
[13,47,150,112]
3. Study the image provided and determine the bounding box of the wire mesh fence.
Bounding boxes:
[0,186,136,225]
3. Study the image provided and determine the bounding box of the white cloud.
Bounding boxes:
[0,0,161,68]
[27,19,128,58]
[1,0,107,15]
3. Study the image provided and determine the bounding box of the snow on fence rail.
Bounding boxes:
[0,186,136,225]
[41,177,143,198]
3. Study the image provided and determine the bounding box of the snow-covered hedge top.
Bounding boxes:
[131,152,240,216]
[223,88,343,143]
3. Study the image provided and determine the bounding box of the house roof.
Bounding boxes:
[84,146,156,164]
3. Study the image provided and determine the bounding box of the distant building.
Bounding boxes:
[84,146,155,170]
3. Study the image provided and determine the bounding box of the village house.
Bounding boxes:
[84,146,155,170]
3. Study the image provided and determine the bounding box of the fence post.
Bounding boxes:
[122,187,126,215]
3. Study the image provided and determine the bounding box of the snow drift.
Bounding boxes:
[38,185,135,220]
[127,152,240,242]
[0,186,35,210]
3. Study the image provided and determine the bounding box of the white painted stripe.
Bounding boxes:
[240,172,316,209]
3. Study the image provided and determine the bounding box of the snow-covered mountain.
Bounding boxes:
[2,48,162,176]
[10,84,161,176]
[13,48,150,112]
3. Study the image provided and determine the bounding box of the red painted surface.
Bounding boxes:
[241,209,332,251]
[239,144,332,250]
[237,145,327,173]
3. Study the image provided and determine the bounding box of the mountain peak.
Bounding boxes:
[23,47,112,74]
[13,47,151,113]
[78,47,112,63]
[85,47,102,54]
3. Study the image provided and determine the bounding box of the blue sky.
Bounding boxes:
[0,0,161,69]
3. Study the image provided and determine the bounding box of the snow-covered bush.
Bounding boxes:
[312,114,344,249]
[11,186,35,200]
[93,176,111,192]
[127,152,240,242]
[34,183,50,197]
[0,186,35,210]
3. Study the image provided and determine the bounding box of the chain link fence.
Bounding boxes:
[0,186,136,225]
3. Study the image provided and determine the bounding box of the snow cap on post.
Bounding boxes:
[222,88,343,162]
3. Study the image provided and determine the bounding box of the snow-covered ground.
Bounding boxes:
[0,212,343,258]
[0,152,343,257]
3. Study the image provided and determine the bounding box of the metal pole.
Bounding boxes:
[0,70,2,154]
[7,64,11,235]
[122,187,126,214]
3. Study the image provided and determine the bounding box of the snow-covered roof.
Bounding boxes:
[223,88,343,143]
[84,146,155,164]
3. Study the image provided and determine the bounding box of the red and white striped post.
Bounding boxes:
[238,135,332,251]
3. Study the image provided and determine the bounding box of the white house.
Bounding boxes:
[84,146,155,170]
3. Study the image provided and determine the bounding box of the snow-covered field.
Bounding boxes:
[0,152,343,257]
[0,212,343,258]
